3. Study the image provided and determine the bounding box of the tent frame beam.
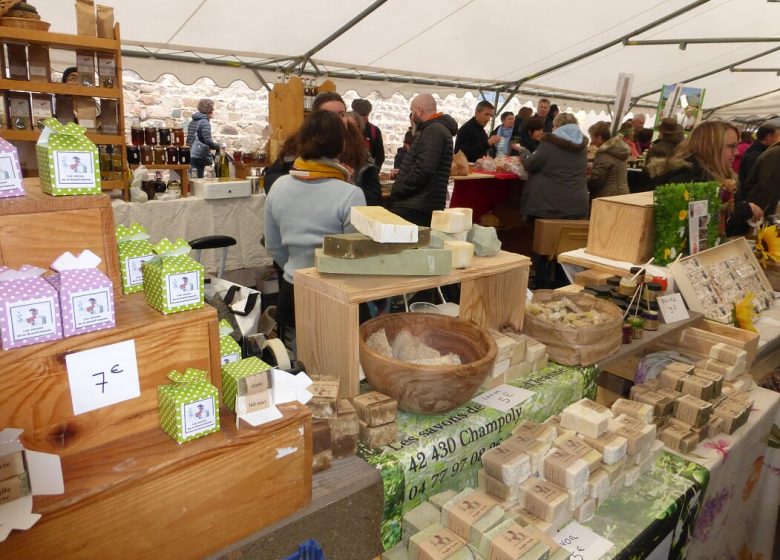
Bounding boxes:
[625,37,780,49]
[705,88,780,117]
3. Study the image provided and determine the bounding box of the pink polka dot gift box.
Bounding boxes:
[46,250,115,338]
[0,136,25,199]
[0,265,63,350]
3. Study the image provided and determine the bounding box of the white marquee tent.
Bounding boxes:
[35,0,780,119]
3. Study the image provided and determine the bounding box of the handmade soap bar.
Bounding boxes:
[624,465,641,487]
[441,488,504,546]
[501,330,527,364]
[323,227,431,258]
[674,395,712,428]
[431,209,471,233]
[680,375,715,401]
[713,398,751,434]
[428,229,469,248]
[545,415,574,437]
[525,340,547,363]
[511,421,557,444]
[587,469,610,499]
[632,389,675,417]
[660,424,698,453]
[429,489,458,511]
[666,417,703,443]
[611,398,653,424]
[523,526,571,560]
[531,354,548,372]
[599,456,626,481]
[574,497,596,523]
[562,481,588,511]
[560,398,612,438]
[444,240,475,269]
[408,524,473,560]
[705,416,725,438]
[331,434,357,458]
[505,361,531,382]
[478,519,549,560]
[709,343,747,367]
[482,445,531,486]
[502,437,550,476]
[312,420,332,455]
[704,358,741,380]
[490,357,510,378]
[692,368,723,396]
[654,386,683,408]
[467,224,502,257]
[315,247,453,275]
[359,420,397,448]
[403,501,442,545]
[665,361,695,374]
[309,376,340,420]
[509,507,571,539]
[518,477,569,523]
[553,433,602,472]
[351,206,418,242]
[478,468,519,504]
[328,398,360,440]
[352,391,398,426]
[658,368,686,391]
[489,329,517,362]
[609,414,656,454]
[543,448,590,489]
[449,207,473,227]
[0,450,25,481]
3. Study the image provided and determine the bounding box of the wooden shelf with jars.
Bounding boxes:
[0,23,130,199]
[129,163,191,196]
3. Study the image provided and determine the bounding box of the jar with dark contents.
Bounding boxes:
[166,146,179,164]
[130,126,144,146]
[645,282,663,302]
[643,310,659,331]
[179,146,191,164]
[622,322,633,344]
[172,128,185,146]
[158,128,172,146]
[144,127,158,146]
[153,146,166,165]
[126,145,141,165]
[140,145,154,165]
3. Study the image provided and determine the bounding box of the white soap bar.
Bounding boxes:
[408,523,473,560]
[402,501,442,545]
[543,448,590,490]
[518,477,569,522]
[444,240,475,268]
[490,357,510,378]
[448,207,474,229]
[505,361,531,381]
[545,415,574,438]
[563,482,588,511]
[709,343,747,367]
[574,497,596,523]
[705,358,742,381]
[531,354,548,372]
[477,519,549,560]
[350,206,418,243]
[482,445,531,486]
[624,465,641,487]
[511,421,557,444]
[441,488,506,546]
[578,430,628,465]
[525,340,547,363]
[554,433,602,472]
[503,437,551,476]
[587,469,610,499]
[561,398,612,438]
[609,414,657,455]
[611,398,654,424]
[432,210,469,233]
[489,329,516,362]
[478,468,519,504]
[730,374,753,393]
[501,330,527,364]
[429,489,458,511]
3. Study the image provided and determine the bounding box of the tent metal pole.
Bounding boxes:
[251,69,272,92]
[493,0,708,111]
[625,37,780,47]
[705,88,780,116]
[730,68,780,74]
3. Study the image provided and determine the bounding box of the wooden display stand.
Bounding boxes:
[0,24,130,199]
[129,163,190,196]
[294,251,530,397]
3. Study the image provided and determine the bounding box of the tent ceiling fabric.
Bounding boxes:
[35,0,779,116]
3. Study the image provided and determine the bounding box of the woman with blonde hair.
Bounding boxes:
[647,120,763,236]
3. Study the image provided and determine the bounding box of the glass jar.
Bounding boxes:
[153,146,166,165]
[643,310,659,331]
[645,282,663,302]
[629,316,645,339]
[172,128,185,146]
[622,322,633,344]
[179,146,191,164]
[618,277,638,297]
[131,126,144,146]
[126,145,141,164]
[629,267,646,285]
[166,146,179,164]
[158,128,172,146]
[144,127,158,146]
[140,145,154,165]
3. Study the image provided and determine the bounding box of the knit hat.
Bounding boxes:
[659,117,682,136]
[351,98,372,116]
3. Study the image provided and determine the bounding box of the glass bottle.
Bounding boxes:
[215,147,230,178]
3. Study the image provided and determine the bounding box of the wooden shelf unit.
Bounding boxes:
[294,251,530,397]
[0,23,130,199]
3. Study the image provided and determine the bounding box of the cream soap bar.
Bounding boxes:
[478,469,519,504]
[359,420,397,448]
[478,519,549,560]
[402,501,441,545]
[408,524,473,560]
[574,497,596,523]
[611,398,653,424]
[587,469,610,499]
[545,415,574,437]
[609,414,656,454]
[442,488,505,546]
[431,209,470,233]
[525,340,547,363]
[511,421,557,444]
[502,437,551,476]
[482,445,531,486]
[578,430,628,465]
[429,489,458,511]
[674,395,713,428]
[501,330,528,364]
[489,329,517,363]
[444,239,475,268]
[553,433,602,472]
[518,478,569,523]
[560,398,612,438]
[709,343,747,367]
[543,448,589,490]
[351,206,418,242]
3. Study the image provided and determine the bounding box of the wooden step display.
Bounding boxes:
[0,179,121,297]
[0,406,312,559]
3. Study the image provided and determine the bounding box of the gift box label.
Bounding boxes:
[219,320,242,365]
[36,118,101,196]
[0,137,25,199]
[116,224,154,294]
[157,369,220,443]
[221,356,272,412]
[143,238,204,314]
[0,266,63,349]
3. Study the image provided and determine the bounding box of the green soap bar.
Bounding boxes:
[323,227,431,258]
[315,248,452,276]
[467,224,502,257]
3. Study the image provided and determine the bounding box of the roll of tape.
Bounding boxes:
[263,338,291,371]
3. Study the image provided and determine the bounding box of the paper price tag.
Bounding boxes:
[657,293,690,323]
[471,384,534,412]
[66,340,141,415]
[555,521,614,560]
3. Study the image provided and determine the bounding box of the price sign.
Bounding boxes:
[657,293,690,323]
[555,521,614,560]
[471,384,534,412]
[66,340,141,415]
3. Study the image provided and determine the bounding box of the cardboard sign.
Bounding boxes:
[657,293,690,323]
[66,340,140,415]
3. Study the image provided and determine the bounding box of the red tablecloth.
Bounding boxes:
[449,173,523,223]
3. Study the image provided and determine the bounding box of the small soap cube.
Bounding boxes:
[352,391,398,426]
[674,395,712,428]
[611,398,653,424]
[709,343,747,367]
[328,398,360,440]
[531,354,548,372]
[490,357,510,378]
[545,415,574,438]
[519,477,569,523]
[359,420,397,448]
[312,449,332,473]
[501,330,528,364]
[403,501,442,545]
[511,421,557,444]
[574,498,596,523]
[441,488,504,546]
[608,415,656,455]
[543,448,590,489]
[713,398,751,434]
[660,424,698,454]
[482,445,531,486]
[587,469,610,499]
[432,209,470,233]
[553,433,602,472]
[429,489,458,511]
[658,368,687,391]
[477,519,549,560]
[578,430,628,465]
[489,329,516,363]
[502,437,551,476]
[478,469,519,504]
[309,376,340,419]
[560,399,612,438]
[692,368,723,396]
[665,361,695,374]
[444,240,475,268]
[680,375,715,401]
[408,524,469,560]
[525,340,547,363]
[505,361,531,382]
[633,389,675,417]
[705,358,741,380]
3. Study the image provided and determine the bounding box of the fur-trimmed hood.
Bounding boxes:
[541,124,589,152]
[645,155,694,179]
[597,135,630,160]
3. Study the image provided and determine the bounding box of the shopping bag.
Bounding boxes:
[205,277,261,339]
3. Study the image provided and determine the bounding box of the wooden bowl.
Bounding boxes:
[359,313,497,414]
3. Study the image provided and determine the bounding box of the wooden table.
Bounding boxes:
[294,251,530,397]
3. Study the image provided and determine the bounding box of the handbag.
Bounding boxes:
[205,277,262,340]
[190,119,214,165]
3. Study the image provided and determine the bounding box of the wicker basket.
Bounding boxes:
[0,16,49,30]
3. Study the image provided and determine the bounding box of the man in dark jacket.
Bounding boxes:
[739,124,778,187]
[744,141,780,217]
[454,100,499,162]
[352,98,385,168]
[391,93,458,226]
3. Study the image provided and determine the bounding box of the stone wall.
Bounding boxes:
[122,71,638,171]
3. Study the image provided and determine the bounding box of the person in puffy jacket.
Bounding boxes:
[587,121,629,199]
[645,117,685,163]
[186,99,221,178]
[391,93,458,226]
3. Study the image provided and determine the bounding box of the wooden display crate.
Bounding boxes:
[0,293,220,457]
[0,179,121,296]
[1,405,312,559]
[586,192,654,263]
[533,218,589,256]
[294,251,530,397]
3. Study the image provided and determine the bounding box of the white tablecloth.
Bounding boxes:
[112,195,272,275]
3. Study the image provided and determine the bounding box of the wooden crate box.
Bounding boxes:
[587,192,654,263]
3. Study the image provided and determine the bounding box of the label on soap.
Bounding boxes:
[490,523,538,560]
[579,399,609,414]
[557,435,594,458]
[238,390,270,414]
[544,449,581,486]
[447,490,496,540]
[512,421,548,441]
[418,527,465,560]
[354,391,387,406]
[0,451,25,481]
[312,378,339,399]
[0,473,29,505]
[483,445,525,475]
[525,479,565,519]
[240,372,269,394]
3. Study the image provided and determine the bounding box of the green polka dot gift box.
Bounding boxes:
[221,356,272,413]
[36,118,101,196]
[142,238,204,314]
[157,368,220,444]
[218,319,242,366]
[116,223,155,294]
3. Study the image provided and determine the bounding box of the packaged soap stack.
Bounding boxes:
[471,399,662,537]
[382,487,570,560]
[308,376,359,473]
[316,206,501,276]
[628,345,754,454]
[482,330,548,390]
[352,391,398,448]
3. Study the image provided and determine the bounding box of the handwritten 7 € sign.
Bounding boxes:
[66,340,141,415]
